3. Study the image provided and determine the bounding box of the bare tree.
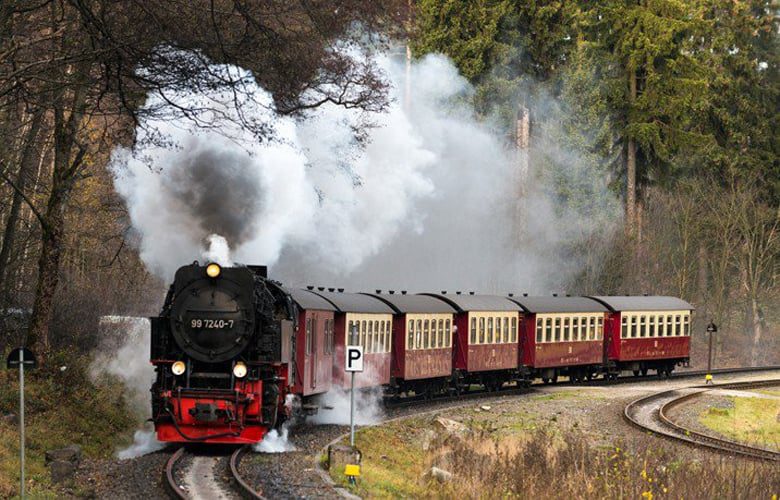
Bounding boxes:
[0,0,406,357]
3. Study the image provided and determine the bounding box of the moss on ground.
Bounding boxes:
[699,395,780,449]
[0,350,137,498]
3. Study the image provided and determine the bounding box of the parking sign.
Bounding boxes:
[345,345,364,372]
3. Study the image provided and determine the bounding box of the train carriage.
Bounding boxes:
[284,288,337,397]
[366,292,456,395]
[309,289,395,389]
[425,293,522,391]
[590,296,693,377]
[509,295,608,383]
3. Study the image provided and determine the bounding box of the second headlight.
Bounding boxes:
[233,361,247,378]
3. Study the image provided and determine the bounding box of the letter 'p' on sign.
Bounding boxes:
[345,345,364,372]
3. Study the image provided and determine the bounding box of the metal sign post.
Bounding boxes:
[7,347,36,499]
[345,327,364,447]
[705,322,717,384]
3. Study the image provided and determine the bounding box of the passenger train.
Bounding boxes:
[149,262,693,444]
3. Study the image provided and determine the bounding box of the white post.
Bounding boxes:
[18,349,25,499]
[350,370,355,447]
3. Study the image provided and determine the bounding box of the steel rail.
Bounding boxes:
[229,445,266,499]
[163,447,187,499]
[624,379,780,461]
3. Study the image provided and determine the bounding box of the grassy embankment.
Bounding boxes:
[328,391,779,498]
[699,389,780,450]
[0,350,137,498]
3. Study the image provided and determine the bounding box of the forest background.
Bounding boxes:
[0,0,777,372]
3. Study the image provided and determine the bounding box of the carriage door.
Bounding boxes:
[310,315,318,389]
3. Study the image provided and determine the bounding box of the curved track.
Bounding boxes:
[624,379,780,461]
[163,446,265,499]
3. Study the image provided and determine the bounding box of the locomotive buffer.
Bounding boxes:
[345,325,364,483]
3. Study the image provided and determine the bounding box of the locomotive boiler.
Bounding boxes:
[150,262,295,444]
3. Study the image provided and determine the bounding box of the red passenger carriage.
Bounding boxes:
[425,293,522,392]
[285,288,337,397]
[309,289,395,389]
[367,292,456,395]
[509,296,607,383]
[590,296,693,377]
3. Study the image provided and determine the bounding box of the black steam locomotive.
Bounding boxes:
[150,262,295,443]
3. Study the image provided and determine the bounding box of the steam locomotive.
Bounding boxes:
[150,262,693,444]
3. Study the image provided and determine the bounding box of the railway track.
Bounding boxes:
[385,364,780,409]
[163,445,264,499]
[624,379,780,461]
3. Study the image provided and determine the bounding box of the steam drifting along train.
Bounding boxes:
[150,262,693,444]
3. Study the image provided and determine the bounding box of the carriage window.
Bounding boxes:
[386,321,392,352]
[684,315,690,336]
[621,316,628,339]
[597,317,603,340]
[366,321,373,353]
[470,317,477,344]
[575,317,582,341]
[674,315,681,336]
[373,321,379,352]
[495,318,502,344]
[378,321,384,353]
[485,317,492,343]
[407,320,414,350]
[423,320,429,349]
[438,319,444,347]
[416,319,423,348]
[511,317,518,342]
[561,317,569,341]
[503,317,509,343]
[629,316,636,338]
[305,318,312,354]
[657,315,664,337]
[648,316,656,337]
[666,315,673,337]
[445,319,452,347]
[554,318,561,342]
[639,316,646,337]
[535,318,543,343]
[479,317,486,344]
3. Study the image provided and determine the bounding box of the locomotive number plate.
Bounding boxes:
[191,319,234,329]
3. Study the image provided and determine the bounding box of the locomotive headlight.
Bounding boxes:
[233,361,247,378]
[206,263,221,278]
[171,360,186,376]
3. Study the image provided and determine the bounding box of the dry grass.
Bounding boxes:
[334,416,780,499]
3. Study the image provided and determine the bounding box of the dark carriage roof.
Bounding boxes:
[363,293,456,314]
[422,293,522,313]
[309,290,395,314]
[588,296,694,312]
[282,288,337,311]
[507,296,608,314]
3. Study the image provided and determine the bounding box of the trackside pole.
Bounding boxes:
[350,370,355,447]
[19,348,25,499]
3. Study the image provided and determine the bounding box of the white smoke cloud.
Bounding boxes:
[111,46,619,293]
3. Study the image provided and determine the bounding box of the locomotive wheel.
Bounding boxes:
[633,370,640,377]
[551,374,559,384]
[542,377,550,385]
[641,368,648,377]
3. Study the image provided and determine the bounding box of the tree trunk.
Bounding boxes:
[749,295,762,366]
[626,68,637,237]
[26,72,88,356]
[0,109,44,298]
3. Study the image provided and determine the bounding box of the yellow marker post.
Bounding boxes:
[705,373,713,385]
[345,463,361,485]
